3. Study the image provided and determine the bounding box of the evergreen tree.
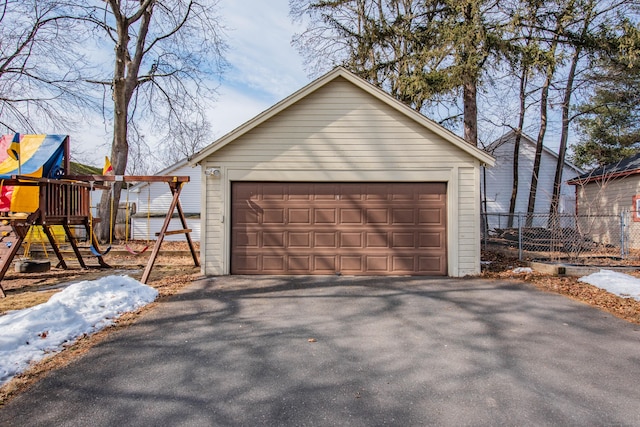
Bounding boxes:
[572,53,640,168]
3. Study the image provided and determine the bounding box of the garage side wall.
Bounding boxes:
[576,175,640,248]
[201,77,483,277]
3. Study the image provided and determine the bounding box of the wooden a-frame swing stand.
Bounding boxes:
[0,174,199,297]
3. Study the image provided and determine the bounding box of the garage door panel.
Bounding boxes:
[263,232,284,247]
[341,232,363,248]
[366,209,388,224]
[235,183,260,201]
[392,232,415,248]
[235,231,259,247]
[262,183,286,200]
[419,256,445,272]
[289,232,311,248]
[392,209,415,224]
[235,255,259,272]
[392,256,415,272]
[366,232,389,248]
[288,208,311,224]
[314,184,339,200]
[419,208,445,225]
[231,182,447,275]
[315,232,337,248]
[341,184,365,200]
[288,183,312,200]
[419,231,445,249]
[341,208,363,224]
[235,208,259,225]
[390,184,415,201]
[263,256,285,271]
[288,256,310,271]
[314,256,337,272]
[365,184,389,200]
[263,209,285,224]
[315,209,337,224]
[367,256,388,272]
[420,183,447,196]
[341,256,364,272]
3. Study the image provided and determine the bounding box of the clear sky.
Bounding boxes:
[75,0,310,169]
[208,0,310,135]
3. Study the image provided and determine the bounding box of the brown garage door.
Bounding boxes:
[231,182,447,275]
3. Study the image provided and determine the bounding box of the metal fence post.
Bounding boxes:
[518,213,523,261]
[482,213,486,252]
[620,211,627,258]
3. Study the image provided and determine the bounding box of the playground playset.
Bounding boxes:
[0,133,199,297]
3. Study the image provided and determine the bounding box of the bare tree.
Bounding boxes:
[78,0,226,242]
[525,0,578,225]
[0,0,94,133]
[549,0,637,218]
[157,111,212,167]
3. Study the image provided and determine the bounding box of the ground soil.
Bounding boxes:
[481,251,640,325]
[0,247,639,405]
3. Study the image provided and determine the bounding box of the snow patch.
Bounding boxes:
[578,270,640,301]
[0,276,157,386]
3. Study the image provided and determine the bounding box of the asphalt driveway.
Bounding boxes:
[1,276,640,426]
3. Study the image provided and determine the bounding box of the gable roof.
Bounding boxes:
[567,151,640,185]
[486,130,583,175]
[189,67,495,167]
[129,157,197,192]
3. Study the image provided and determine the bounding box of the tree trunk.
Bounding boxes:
[96,2,153,243]
[463,76,478,146]
[550,2,590,220]
[549,50,579,220]
[526,70,551,227]
[97,9,130,242]
[507,67,528,228]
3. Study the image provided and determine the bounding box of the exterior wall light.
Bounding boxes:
[205,168,221,177]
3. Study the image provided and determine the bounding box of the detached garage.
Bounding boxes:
[190,67,495,277]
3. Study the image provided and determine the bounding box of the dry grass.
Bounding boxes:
[0,290,58,314]
[481,251,640,325]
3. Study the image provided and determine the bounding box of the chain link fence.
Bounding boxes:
[482,212,640,261]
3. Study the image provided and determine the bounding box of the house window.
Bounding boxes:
[633,195,640,222]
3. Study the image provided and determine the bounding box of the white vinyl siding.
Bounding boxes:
[130,163,201,241]
[483,135,581,216]
[130,218,200,242]
[458,167,480,275]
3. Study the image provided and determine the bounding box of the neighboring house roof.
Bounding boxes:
[189,67,495,167]
[129,158,196,192]
[69,161,101,175]
[567,152,640,185]
[485,130,584,176]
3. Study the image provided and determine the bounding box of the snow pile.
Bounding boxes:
[0,275,158,386]
[578,270,640,301]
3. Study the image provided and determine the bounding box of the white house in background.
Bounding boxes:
[128,159,201,242]
[482,131,583,228]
